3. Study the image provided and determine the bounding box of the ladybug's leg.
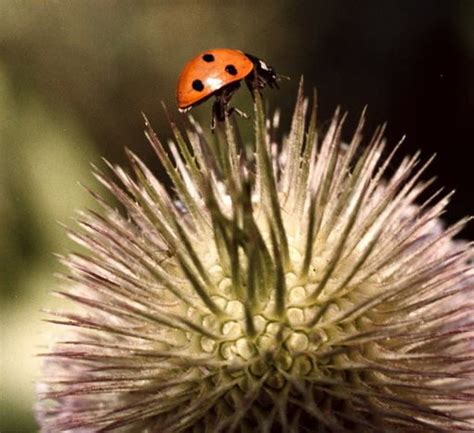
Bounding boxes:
[211,82,247,130]
[221,83,248,119]
[245,72,259,99]
[211,100,225,131]
[211,102,217,131]
[227,106,248,119]
[244,72,270,100]
[211,93,228,131]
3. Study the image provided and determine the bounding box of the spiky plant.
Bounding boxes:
[36,84,474,432]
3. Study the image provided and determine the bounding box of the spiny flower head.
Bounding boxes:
[36,84,474,432]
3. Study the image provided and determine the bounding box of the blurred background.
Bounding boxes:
[0,1,473,431]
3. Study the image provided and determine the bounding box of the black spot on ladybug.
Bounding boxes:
[192,79,204,91]
[202,54,215,62]
[225,64,238,76]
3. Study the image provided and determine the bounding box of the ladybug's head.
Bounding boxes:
[245,53,280,90]
[254,58,279,88]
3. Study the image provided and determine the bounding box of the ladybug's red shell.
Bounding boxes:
[176,49,254,110]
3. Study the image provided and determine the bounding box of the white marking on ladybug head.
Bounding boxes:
[259,60,271,71]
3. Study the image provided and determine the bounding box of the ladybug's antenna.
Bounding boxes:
[277,74,291,81]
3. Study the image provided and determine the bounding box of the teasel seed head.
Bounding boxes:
[36,82,474,432]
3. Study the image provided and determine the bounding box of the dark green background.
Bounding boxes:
[1,1,473,431]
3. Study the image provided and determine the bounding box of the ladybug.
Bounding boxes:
[176,48,280,129]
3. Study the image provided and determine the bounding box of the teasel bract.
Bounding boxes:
[36,83,474,432]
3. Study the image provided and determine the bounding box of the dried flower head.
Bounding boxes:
[36,84,474,432]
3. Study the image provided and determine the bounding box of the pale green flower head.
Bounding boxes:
[36,83,474,432]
